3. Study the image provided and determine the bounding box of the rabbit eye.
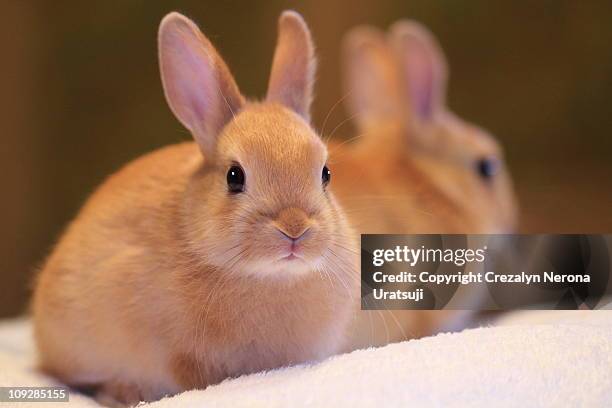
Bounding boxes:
[227,165,245,193]
[322,165,331,188]
[476,157,498,180]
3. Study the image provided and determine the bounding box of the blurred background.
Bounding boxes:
[1,1,611,318]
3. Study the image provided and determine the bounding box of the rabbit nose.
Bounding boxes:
[274,207,311,241]
[277,227,310,242]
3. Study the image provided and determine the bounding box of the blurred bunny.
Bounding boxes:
[328,21,518,349]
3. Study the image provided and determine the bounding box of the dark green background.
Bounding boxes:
[1,1,611,317]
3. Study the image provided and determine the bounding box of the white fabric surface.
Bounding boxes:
[0,312,611,407]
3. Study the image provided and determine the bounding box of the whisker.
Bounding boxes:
[321,90,353,139]
[325,112,362,142]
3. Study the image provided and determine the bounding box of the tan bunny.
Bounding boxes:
[32,11,357,406]
[329,22,518,349]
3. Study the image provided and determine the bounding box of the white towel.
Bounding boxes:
[1,312,611,407]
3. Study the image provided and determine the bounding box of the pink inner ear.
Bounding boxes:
[266,12,315,120]
[404,42,434,119]
[350,43,402,122]
[162,31,217,134]
[159,13,244,157]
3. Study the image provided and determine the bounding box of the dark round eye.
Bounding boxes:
[227,165,245,193]
[476,157,498,180]
[322,165,331,187]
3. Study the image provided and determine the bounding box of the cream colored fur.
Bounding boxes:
[329,21,519,349]
[32,11,357,406]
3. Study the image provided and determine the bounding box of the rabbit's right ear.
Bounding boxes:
[342,26,406,131]
[388,21,448,122]
[158,12,245,157]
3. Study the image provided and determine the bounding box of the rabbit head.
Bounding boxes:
[159,11,354,278]
[333,21,518,233]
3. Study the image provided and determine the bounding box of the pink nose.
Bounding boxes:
[277,226,310,242]
[274,207,311,242]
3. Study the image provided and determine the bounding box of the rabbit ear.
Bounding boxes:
[342,26,406,131]
[266,11,316,121]
[389,20,448,121]
[158,12,245,157]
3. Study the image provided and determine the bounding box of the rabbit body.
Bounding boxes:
[33,12,357,405]
[329,22,518,348]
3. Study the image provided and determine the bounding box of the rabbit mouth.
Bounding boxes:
[274,249,319,269]
[277,252,306,263]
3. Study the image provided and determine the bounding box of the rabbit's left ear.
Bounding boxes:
[389,21,448,121]
[266,11,317,121]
